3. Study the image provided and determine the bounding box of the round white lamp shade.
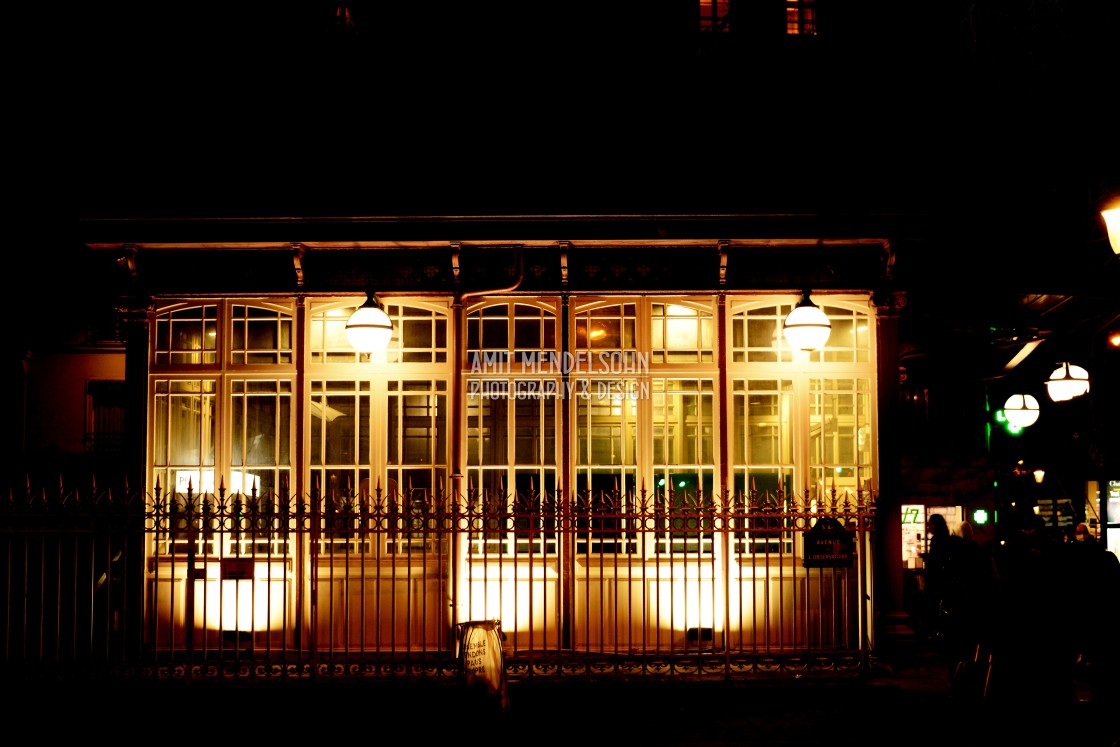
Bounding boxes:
[1003,393,1040,428]
[783,293,831,351]
[1045,362,1090,402]
[1102,206,1120,255]
[345,296,393,353]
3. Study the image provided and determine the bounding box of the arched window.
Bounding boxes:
[465,299,560,555]
[154,303,218,366]
[727,296,875,555]
[306,298,452,529]
[151,300,296,509]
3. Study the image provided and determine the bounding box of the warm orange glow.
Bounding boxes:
[786,0,816,35]
[1102,204,1120,254]
[657,572,717,631]
[194,561,290,633]
[465,566,558,641]
[698,0,731,31]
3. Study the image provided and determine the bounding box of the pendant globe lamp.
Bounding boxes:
[782,290,831,351]
[1102,203,1120,254]
[345,294,393,354]
[1002,393,1040,428]
[1045,362,1090,402]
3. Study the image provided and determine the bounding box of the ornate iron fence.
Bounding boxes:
[2,477,876,682]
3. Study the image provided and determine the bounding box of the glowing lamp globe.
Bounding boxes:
[345,295,393,353]
[1102,205,1120,255]
[1002,394,1040,428]
[1045,362,1089,402]
[782,291,831,351]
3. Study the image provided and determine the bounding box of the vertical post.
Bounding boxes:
[872,289,906,642]
[119,298,151,665]
[184,482,196,659]
[308,473,319,673]
[560,291,575,650]
[716,286,731,670]
[1093,320,1118,551]
[450,293,466,641]
[293,297,307,653]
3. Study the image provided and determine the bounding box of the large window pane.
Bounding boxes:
[651,302,714,363]
[154,305,217,365]
[310,380,371,497]
[810,377,872,496]
[152,379,216,493]
[385,303,449,364]
[231,304,293,365]
[652,379,714,494]
[230,379,292,494]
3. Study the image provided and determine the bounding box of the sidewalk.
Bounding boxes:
[12,650,1113,747]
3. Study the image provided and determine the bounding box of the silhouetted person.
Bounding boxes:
[947,520,997,700]
[1068,523,1099,671]
[1065,523,1120,742]
[986,516,1078,726]
[920,513,959,647]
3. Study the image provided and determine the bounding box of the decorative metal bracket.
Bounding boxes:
[118,243,137,281]
[291,243,305,287]
[451,242,461,284]
[718,240,729,285]
[558,241,570,286]
[872,289,908,317]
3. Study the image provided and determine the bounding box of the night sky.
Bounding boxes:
[74,2,1117,221]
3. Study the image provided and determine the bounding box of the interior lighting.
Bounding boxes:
[1045,362,1090,402]
[345,294,393,353]
[1002,393,1040,428]
[782,290,831,351]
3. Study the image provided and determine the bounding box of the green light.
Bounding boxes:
[994,410,1022,435]
[678,480,686,488]
[972,508,990,526]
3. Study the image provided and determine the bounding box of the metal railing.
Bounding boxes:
[2,477,876,682]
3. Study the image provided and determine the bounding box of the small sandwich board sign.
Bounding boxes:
[458,619,510,712]
[802,516,854,568]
